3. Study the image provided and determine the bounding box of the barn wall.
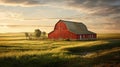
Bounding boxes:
[48,21,77,39]
[48,20,97,40]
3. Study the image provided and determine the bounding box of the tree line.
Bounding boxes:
[25,29,46,40]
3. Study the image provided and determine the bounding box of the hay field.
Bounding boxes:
[0,33,120,67]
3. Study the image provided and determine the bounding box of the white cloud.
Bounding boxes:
[0,11,24,20]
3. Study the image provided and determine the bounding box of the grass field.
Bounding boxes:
[0,33,120,67]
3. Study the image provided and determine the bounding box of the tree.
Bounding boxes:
[34,29,41,39]
[25,32,29,40]
[29,33,32,40]
[42,31,46,39]
[42,31,46,37]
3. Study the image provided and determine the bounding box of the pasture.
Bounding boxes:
[0,33,120,67]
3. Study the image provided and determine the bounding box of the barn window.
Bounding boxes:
[80,35,82,40]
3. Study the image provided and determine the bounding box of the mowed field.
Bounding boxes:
[0,33,120,67]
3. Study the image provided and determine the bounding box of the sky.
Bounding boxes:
[0,0,120,33]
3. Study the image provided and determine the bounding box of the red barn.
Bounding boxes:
[48,20,96,40]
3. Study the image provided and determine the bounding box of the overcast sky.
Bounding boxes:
[0,0,120,33]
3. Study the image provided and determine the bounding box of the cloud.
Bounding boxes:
[65,0,120,31]
[69,0,120,7]
[0,0,67,6]
[0,0,41,6]
[0,0,119,33]
[67,0,120,14]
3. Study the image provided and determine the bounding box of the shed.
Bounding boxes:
[48,20,96,40]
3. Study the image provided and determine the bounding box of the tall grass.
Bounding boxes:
[0,33,120,67]
[97,33,120,40]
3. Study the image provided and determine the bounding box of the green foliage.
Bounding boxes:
[24,32,32,40]
[34,29,41,38]
[25,32,29,37]
[42,31,46,36]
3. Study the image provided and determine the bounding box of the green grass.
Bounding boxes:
[65,40,120,55]
[0,33,120,67]
[0,54,69,67]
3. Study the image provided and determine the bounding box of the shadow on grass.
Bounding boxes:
[92,51,120,67]
[0,53,69,67]
[0,51,119,67]
[65,40,120,55]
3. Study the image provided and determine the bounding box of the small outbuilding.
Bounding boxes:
[48,20,96,40]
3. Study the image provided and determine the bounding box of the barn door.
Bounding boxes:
[79,35,82,40]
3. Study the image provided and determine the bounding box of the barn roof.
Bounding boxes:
[61,20,96,34]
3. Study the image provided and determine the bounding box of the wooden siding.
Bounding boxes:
[48,21,77,39]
